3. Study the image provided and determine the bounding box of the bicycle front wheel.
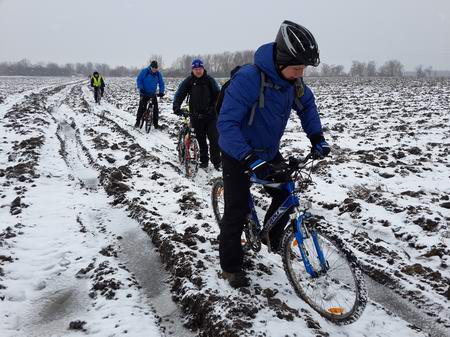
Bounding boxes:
[145,110,153,133]
[184,136,199,177]
[139,115,145,129]
[281,227,367,325]
[211,178,224,223]
[177,132,184,163]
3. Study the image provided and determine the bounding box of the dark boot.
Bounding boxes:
[222,270,250,288]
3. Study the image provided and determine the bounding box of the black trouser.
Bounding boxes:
[191,116,220,166]
[136,94,159,127]
[218,152,290,273]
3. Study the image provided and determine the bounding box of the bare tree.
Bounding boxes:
[416,65,426,78]
[350,61,366,77]
[378,59,404,77]
[367,61,377,76]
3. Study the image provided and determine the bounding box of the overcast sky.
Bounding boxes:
[1,0,449,71]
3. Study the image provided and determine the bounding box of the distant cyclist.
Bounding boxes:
[173,59,221,170]
[135,60,165,129]
[90,71,105,103]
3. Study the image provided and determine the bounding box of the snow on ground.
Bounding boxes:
[0,76,449,337]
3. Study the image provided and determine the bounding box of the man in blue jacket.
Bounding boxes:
[217,20,330,288]
[135,60,165,129]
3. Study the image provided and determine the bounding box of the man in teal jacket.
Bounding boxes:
[135,60,165,129]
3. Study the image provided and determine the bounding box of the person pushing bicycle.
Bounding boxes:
[135,60,165,129]
[217,20,330,288]
[172,59,221,171]
[90,71,105,103]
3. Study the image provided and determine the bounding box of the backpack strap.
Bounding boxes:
[248,70,281,126]
[293,78,305,111]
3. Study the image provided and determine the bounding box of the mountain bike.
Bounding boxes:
[94,87,102,104]
[139,95,155,133]
[211,153,367,324]
[176,109,200,177]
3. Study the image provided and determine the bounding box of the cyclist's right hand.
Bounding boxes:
[244,153,291,181]
[243,153,274,180]
[173,108,183,116]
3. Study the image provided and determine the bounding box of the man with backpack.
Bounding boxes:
[173,59,221,170]
[217,20,331,288]
[135,60,165,129]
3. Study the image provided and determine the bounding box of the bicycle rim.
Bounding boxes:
[184,137,199,177]
[211,178,224,223]
[281,228,367,324]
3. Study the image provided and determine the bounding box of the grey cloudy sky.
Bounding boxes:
[1,0,449,70]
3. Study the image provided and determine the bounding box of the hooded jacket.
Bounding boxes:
[217,42,323,161]
[173,70,220,118]
[136,67,165,96]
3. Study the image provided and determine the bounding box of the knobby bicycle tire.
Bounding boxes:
[177,131,185,163]
[144,106,153,133]
[281,227,367,324]
[139,114,145,129]
[184,136,199,177]
[211,177,224,223]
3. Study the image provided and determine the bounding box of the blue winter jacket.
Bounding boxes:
[136,67,165,96]
[217,43,323,162]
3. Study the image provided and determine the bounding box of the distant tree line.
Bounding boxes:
[165,50,255,77]
[0,54,445,78]
[0,59,139,77]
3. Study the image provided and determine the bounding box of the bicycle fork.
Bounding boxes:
[292,210,328,277]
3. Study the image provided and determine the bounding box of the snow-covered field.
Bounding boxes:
[0,76,449,337]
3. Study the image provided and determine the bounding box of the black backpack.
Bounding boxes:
[215,64,305,126]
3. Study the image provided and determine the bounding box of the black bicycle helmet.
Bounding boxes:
[150,60,158,68]
[275,20,320,67]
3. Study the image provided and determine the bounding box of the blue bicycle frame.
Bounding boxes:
[248,175,328,278]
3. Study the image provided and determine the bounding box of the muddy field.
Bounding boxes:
[0,76,449,337]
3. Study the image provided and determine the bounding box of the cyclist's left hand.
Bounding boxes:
[312,140,330,158]
[157,93,165,98]
[310,135,330,158]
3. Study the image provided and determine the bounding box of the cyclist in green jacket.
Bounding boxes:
[90,71,105,103]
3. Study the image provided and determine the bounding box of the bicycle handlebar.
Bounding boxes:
[248,151,322,185]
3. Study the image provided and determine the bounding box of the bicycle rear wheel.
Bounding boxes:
[184,136,199,177]
[281,227,367,324]
[211,178,224,223]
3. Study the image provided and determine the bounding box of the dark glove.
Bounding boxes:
[309,134,330,158]
[139,89,145,95]
[157,93,165,98]
[173,108,183,116]
[244,153,291,182]
[243,153,273,180]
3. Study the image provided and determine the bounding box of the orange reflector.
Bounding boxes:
[327,307,345,315]
[293,239,298,247]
